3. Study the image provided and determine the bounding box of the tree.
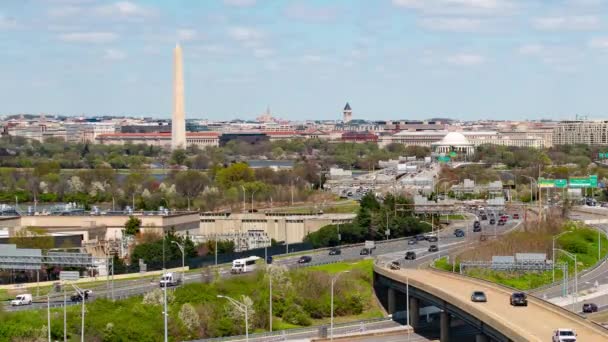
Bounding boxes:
[215,163,254,189]
[124,216,142,236]
[175,170,209,210]
[171,149,188,165]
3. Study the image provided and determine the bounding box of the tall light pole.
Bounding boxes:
[47,295,51,342]
[71,284,86,342]
[553,231,572,282]
[163,283,168,342]
[241,185,247,212]
[251,190,258,213]
[172,241,185,274]
[217,295,249,341]
[63,291,67,342]
[331,271,350,341]
[268,266,273,332]
[555,248,578,311]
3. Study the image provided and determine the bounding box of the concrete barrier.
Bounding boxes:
[0,266,189,291]
[310,326,413,341]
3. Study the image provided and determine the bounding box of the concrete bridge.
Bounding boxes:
[374,265,608,341]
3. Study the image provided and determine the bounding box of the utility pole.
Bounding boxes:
[47,295,51,342]
[163,284,168,342]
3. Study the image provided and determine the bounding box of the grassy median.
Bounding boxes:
[0,260,382,341]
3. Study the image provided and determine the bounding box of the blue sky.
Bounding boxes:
[2,0,608,121]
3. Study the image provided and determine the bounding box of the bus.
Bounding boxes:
[231,256,261,274]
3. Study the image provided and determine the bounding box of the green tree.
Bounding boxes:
[175,170,209,210]
[171,149,188,165]
[124,216,142,236]
[215,163,255,189]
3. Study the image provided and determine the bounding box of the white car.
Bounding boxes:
[10,294,32,306]
[552,328,577,342]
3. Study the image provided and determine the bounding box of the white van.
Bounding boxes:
[159,272,182,287]
[231,256,261,274]
[11,294,32,306]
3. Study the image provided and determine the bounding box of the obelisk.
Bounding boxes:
[171,44,186,150]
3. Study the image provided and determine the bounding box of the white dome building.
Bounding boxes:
[432,132,475,155]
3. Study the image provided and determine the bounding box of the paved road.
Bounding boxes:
[377,267,608,341]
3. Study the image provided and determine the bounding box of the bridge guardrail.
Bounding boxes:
[423,265,608,333]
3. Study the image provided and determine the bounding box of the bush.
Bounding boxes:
[281,303,311,326]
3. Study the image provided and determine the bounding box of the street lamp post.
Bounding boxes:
[70,285,86,342]
[217,295,249,341]
[163,283,168,342]
[331,271,350,341]
[251,190,258,213]
[240,185,247,212]
[555,248,578,311]
[268,266,273,332]
[172,241,185,273]
[47,295,51,342]
[552,231,572,282]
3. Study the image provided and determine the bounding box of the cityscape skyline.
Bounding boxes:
[3,1,608,120]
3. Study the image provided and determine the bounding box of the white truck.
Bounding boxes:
[10,294,32,306]
[552,329,577,342]
[159,272,182,287]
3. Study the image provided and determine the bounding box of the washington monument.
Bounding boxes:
[171,44,186,150]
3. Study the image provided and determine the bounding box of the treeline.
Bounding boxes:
[0,161,318,211]
[304,193,431,248]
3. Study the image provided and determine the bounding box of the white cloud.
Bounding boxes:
[103,48,127,60]
[253,48,274,58]
[284,3,337,22]
[48,6,82,17]
[0,14,17,29]
[518,44,545,55]
[392,0,512,15]
[223,0,256,7]
[95,1,153,17]
[228,26,264,41]
[533,16,600,31]
[589,37,608,48]
[301,54,323,63]
[419,17,483,31]
[177,29,198,42]
[58,32,118,43]
[446,53,485,66]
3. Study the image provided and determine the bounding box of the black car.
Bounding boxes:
[583,303,598,313]
[428,245,439,252]
[360,248,370,255]
[473,226,482,232]
[480,215,488,220]
[408,239,417,245]
[298,256,312,264]
[70,290,90,302]
[389,261,401,270]
[471,291,487,302]
[473,221,481,229]
[405,251,417,260]
[426,236,438,242]
[489,218,496,225]
[328,248,341,255]
[510,292,528,306]
[415,234,426,241]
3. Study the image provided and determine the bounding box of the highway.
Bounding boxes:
[5,213,522,313]
[376,266,608,341]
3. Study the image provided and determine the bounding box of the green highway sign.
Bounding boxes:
[569,175,598,188]
[449,151,457,157]
[538,178,568,188]
[438,156,451,163]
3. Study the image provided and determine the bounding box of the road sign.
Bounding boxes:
[449,151,457,157]
[59,271,80,281]
[538,178,567,188]
[569,175,598,188]
[438,156,450,163]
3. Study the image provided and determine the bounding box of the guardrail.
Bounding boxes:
[423,264,608,333]
[187,317,394,342]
